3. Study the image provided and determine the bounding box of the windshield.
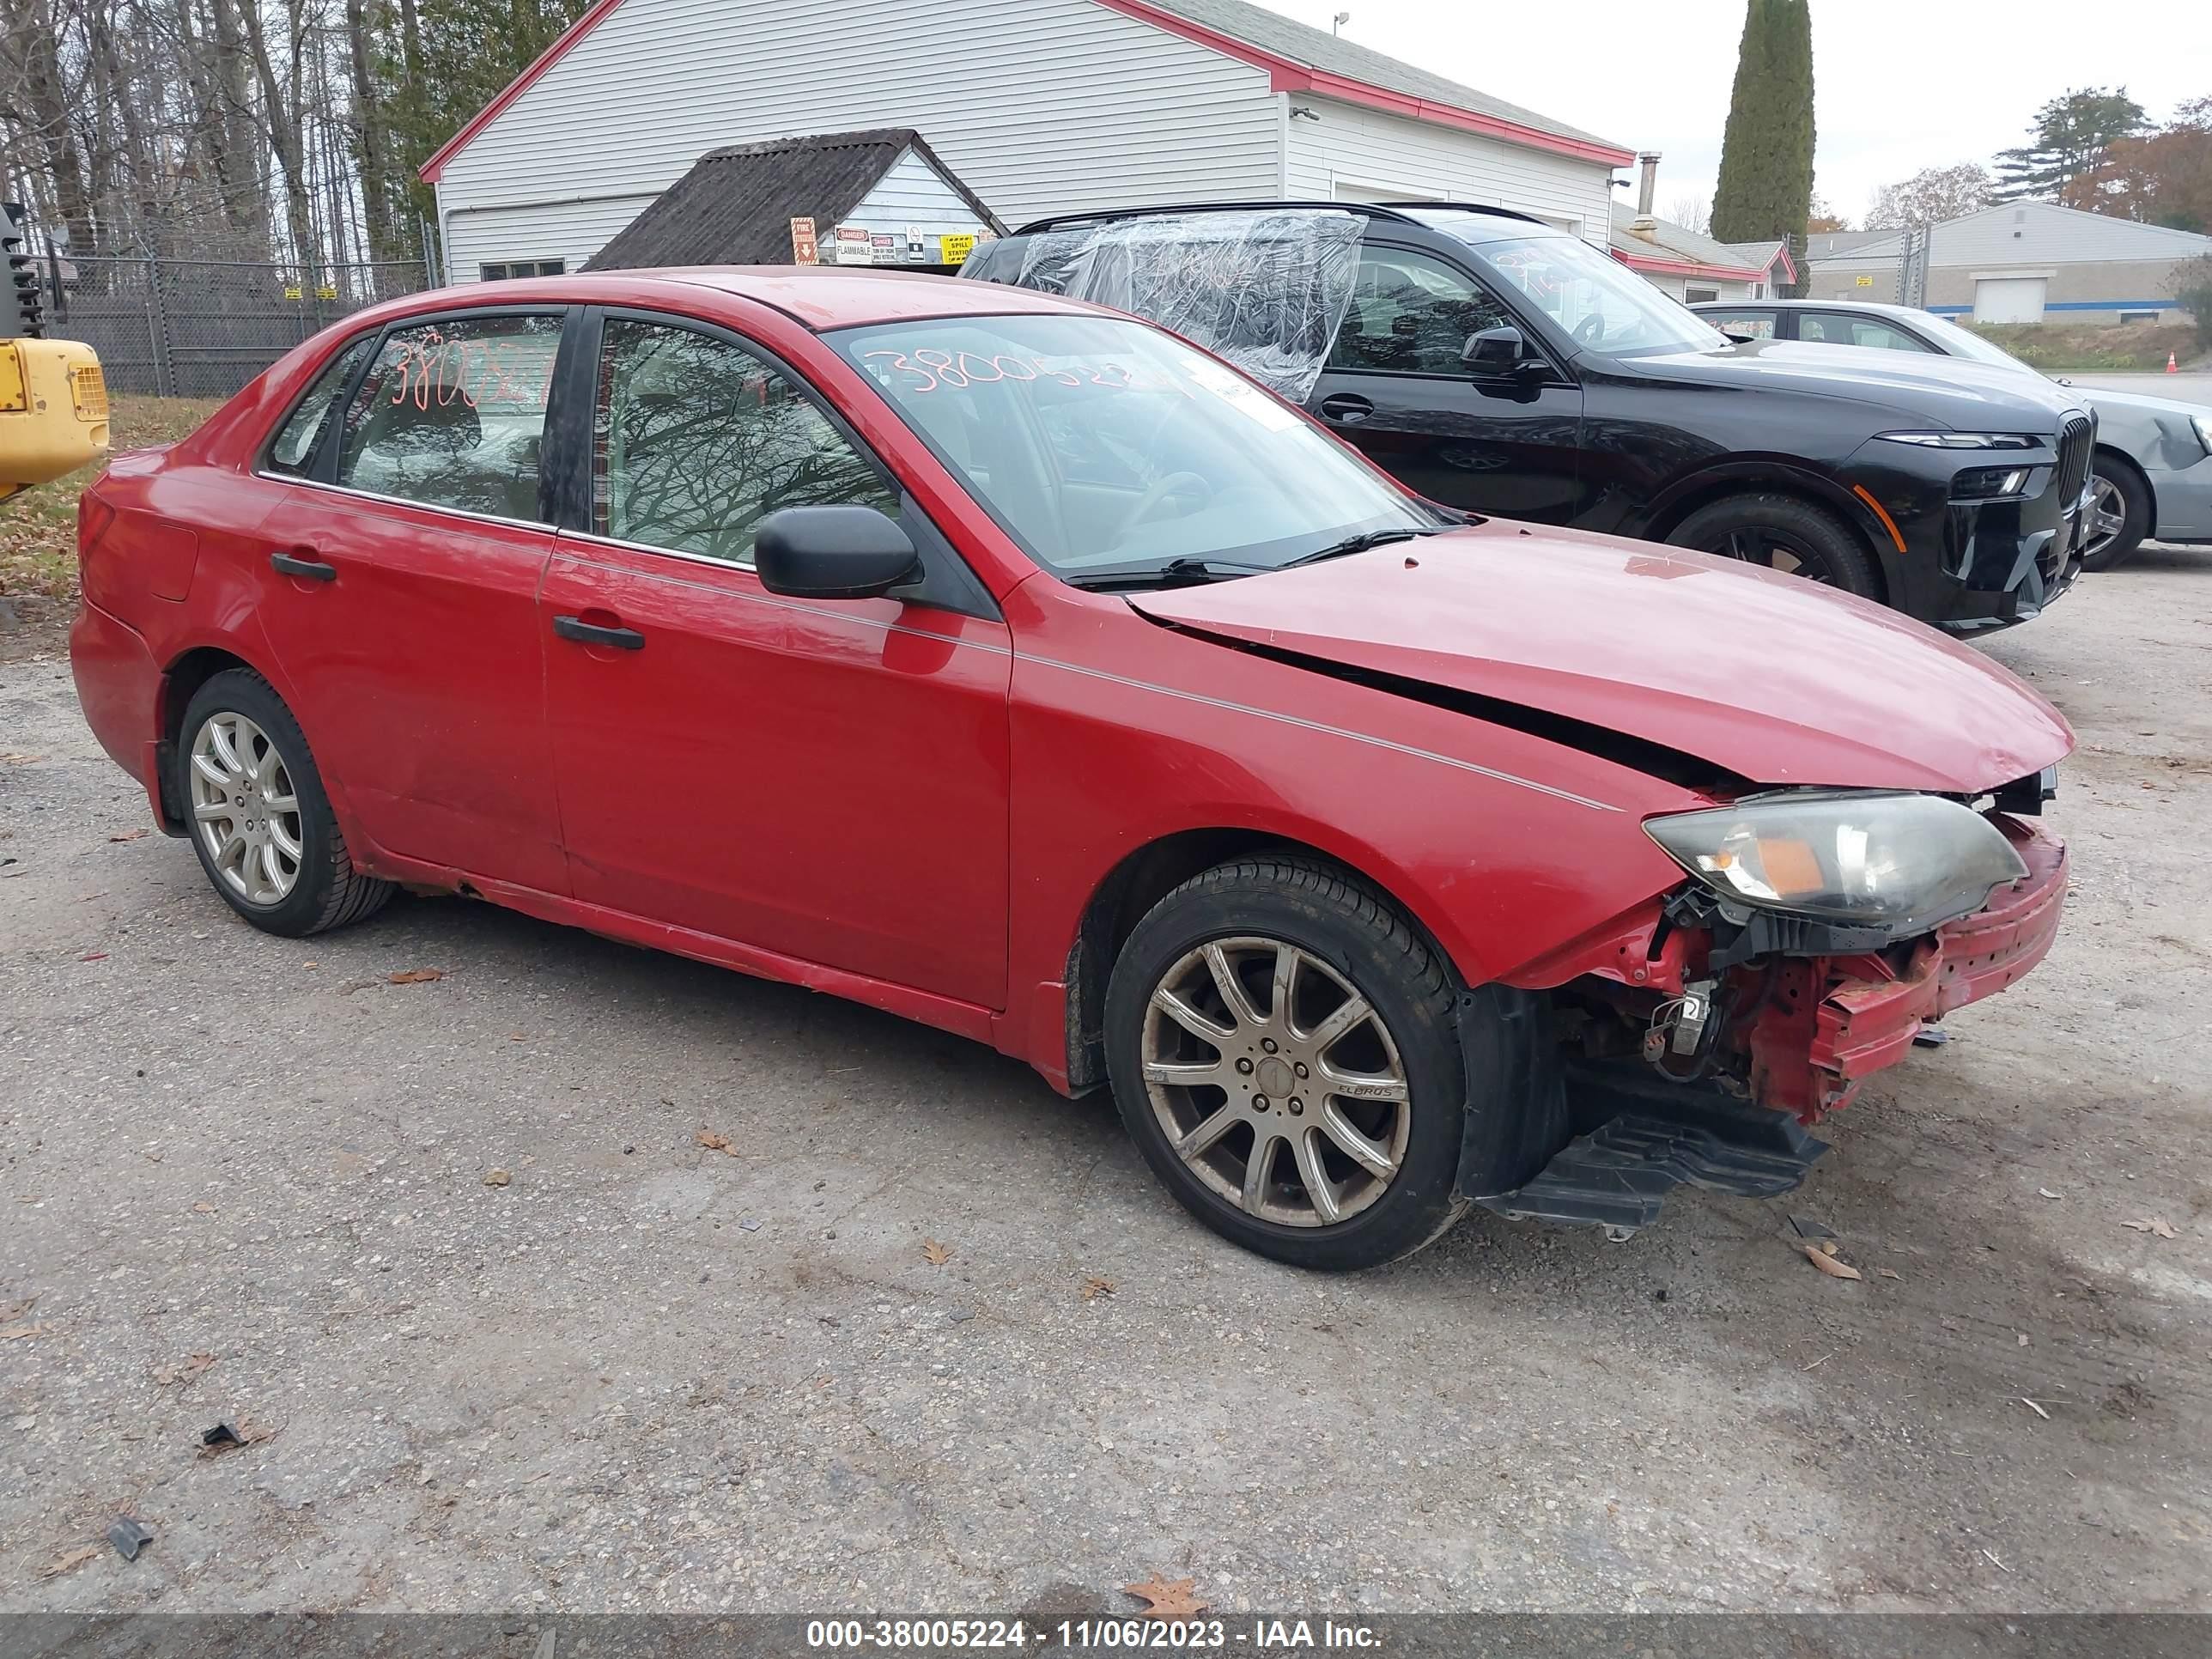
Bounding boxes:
[828,314,1438,580]
[1912,312,2036,373]
[1417,221,1729,357]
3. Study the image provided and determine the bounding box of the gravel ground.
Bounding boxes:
[3,553,2209,1617]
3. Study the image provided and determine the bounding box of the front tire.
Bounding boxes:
[1665,492,1881,597]
[2079,456,2150,573]
[175,669,393,938]
[1103,858,1472,1271]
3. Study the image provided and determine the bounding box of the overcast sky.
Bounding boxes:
[1253,0,2211,225]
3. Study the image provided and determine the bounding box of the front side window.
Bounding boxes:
[1417,224,1729,357]
[1800,313,1935,353]
[334,313,562,520]
[830,313,1437,580]
[593,319,893,565]
[1330,249,1512,374]
[264,336,371,477]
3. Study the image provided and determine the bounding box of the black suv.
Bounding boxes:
[963,202,2095,633]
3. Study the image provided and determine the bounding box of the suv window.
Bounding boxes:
[1329,248,1511,374]
[265,336,372,477]
[593,318,892,564]
[334,313,563,520]
[1800,313,1934,353]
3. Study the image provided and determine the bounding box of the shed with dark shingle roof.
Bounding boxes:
[587,129,1005,270]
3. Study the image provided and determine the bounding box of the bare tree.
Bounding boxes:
[1664,193,1711,235]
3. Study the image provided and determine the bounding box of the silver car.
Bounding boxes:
[1692,298,2212,571]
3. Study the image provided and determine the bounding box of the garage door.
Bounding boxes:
[1973,276,2048,324]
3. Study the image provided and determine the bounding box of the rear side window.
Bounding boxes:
[1704,311,1777,339]
[264,337,371,477]
[592,317,892,565]
[333,313,564,521]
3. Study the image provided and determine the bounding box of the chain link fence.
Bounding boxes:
[39,254,431,399]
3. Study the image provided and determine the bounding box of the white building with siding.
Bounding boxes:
[419,0,1632,284]
[1808,202,2212,325]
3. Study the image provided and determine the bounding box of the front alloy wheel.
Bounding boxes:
[1103,857,1495,1271]
[189,710,304,906]
[1142,936,1410,1227]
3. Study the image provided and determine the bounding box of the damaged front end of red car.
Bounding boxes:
[1473,776,2067,1237]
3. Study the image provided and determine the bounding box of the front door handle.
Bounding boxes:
[270,550,337,581]
[552,614,645,651]
[1318,394,1374,424]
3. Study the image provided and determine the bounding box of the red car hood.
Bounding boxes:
[1129,521,2073,794]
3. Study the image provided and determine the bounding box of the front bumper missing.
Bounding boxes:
[1745,816,2067,1119]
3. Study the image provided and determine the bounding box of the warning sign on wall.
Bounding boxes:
[789,217,818,264]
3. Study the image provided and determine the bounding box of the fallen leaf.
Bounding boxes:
[921,1238,951,1267]
[1802,1245,1862,1281]
[196,1418,276,1458]
[1,1322,52,1340]
[2038,1188,2061,1200]
[107,829,149,842]
[2,753,44,765]
[80,952,108,963]
[694,1128,734,1154]
[1123,1577,1209,1620]
[191,1201,216,1214]
[386,968,445,984]
[483,1169,511,1188]
[2021,1397,2051,1420]
[2123,1217,2180,1239]
[1080,1275,1116,1301]
[1820,1240,1839,1256]
[37,1544,100,1579]
[1876,1267,1903,1281]
[151,1352,216,1387]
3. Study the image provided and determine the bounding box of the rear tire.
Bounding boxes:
[1665,492,1881,597]
[1103,857,1474,1271]
[2078,455,2150,573]
[174,669,393,938]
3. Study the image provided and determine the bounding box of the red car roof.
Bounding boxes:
[355,265,1092,335]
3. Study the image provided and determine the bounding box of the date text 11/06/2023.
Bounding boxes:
[805,1619,1384,1650]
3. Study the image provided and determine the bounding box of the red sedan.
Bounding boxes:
[70,269,2071,1269]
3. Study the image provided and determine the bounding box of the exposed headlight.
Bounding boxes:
[1876,431,2042,450]
[2192,414,2212,458]
[1644,792,2027,933]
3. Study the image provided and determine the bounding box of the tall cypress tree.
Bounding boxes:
[1710,0,1815,295]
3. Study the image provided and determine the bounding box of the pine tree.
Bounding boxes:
[1992,88,2150,205]
[1710,0,1815,295]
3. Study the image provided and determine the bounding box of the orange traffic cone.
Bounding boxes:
[2169,351,2181,373]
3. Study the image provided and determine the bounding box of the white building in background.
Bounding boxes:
[418,0,1632,283]
[1808,202,2212,325]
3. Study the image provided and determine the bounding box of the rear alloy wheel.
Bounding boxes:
[1104,858,1474,1271]
[1665,492,1880,597]
[2078,460,2150,573]
[176,668,393,938]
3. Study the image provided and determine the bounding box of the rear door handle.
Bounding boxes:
[270,551,336,581]
[552,614,645,651]
[1318,394,1374,424]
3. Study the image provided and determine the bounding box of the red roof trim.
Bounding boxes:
[421,0,1635,185]
[419,0,629,183]
[1610,248,1763,283]
[1097,0,1634,167]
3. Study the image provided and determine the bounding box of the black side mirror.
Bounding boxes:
[1462,325,1533,375]
[753,506,920,599]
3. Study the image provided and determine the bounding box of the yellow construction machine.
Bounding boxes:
[2,201,108,501]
